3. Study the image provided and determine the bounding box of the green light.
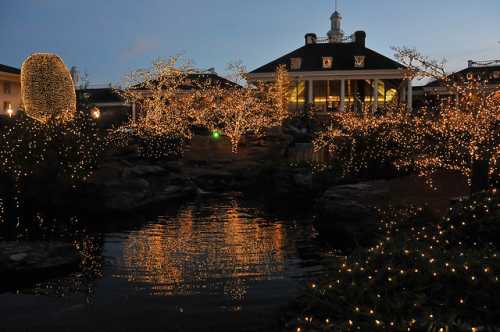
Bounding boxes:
[212,131,221,139]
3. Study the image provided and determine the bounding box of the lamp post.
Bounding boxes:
[6,105,13,118]
[90,106,100,120]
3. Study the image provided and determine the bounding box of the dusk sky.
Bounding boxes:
[1,0,499,85]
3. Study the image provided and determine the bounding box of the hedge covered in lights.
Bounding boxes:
[21,53,77,124]
[0,110,103,186]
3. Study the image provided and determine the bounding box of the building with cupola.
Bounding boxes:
[247,6,412,114]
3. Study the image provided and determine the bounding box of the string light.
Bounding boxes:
[314,48,500,191]
[21,53,76,124]
[291,190,500,332]
[116,58,291,156]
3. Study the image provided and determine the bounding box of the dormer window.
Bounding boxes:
[354,56,366,68]
[322,57,333,69]
[290,57,302,70]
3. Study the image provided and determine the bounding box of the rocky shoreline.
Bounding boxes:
[0,241,80,290]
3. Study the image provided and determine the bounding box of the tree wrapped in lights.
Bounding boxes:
[394,47,500,192]
[21,53,77,124]
[0,53,104,217]
[315,48,500,192]
[195,63,291,153]
[289,190,500,332]
[314,102,431,179]
[0,110,103,187]
[117,56,198,160]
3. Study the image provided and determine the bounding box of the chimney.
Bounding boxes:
[305,33,317,45]
[354,31,366,47]
[467,60,474,68]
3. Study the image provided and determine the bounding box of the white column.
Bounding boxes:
[339,79,345,112]
[132,102,136,123]
[372,79,379,113]
[407,79,413,111]
[308,80,313,104]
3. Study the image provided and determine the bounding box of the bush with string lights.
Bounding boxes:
[314,49,500,193]
[0,109,103,185]
[287,190,500,332]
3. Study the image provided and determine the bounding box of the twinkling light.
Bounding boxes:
[115,56,198,160]
[195,63,291,153]
[21,53,76,124]
[115,58,291,156]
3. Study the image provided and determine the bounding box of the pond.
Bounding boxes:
[0,194,338,332]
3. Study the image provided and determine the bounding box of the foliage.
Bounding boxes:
[314,48,500,191]
[116,56,292,157]
[289,190,500,332]
[195,62,292,153]
[0,110,103,187]
[117,56,197,159]
[314,103,428,179]
[21,53,77,124]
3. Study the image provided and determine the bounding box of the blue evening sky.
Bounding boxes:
[1,0,499,85]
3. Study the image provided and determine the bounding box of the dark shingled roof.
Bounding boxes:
[425,65,500,87]
[0,64,21,75]
[80,73,240,104]
[133,72,240,90]
[250,42,404,74]
[79,88,125,104]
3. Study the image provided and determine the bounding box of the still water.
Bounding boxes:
[1,194,336,332]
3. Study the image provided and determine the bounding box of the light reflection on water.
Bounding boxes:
[116,200,287,299]
[1,195,335,332]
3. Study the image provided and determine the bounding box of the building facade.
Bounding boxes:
[413,60,500,108]
[247,9,412,114]
[0,64,22,117]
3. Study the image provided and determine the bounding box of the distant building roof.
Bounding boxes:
[132,71,239,90]
[425,64,500,88]
[0,64,21,75]
[79,88,125,104]
[79,72,239,104]
[250,41,404,74]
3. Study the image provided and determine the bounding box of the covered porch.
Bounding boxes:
[285,70,413,114]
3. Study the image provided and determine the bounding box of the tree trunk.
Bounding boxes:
[471,158,490,194]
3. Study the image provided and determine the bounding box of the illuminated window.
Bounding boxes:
[466,72,475,80]
[3,81,12,94]
[354,56,366,68]
[290,58,302,70]
[288,81,306,111]
[386,88,397,102]
[492,71,500,79]
[322,57,333,69]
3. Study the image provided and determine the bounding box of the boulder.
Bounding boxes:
[315,181,390,249]
[0,241,80,287]
[121,165,166,178]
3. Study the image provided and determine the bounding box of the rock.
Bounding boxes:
[189,168,235,191]
[315,181,390,249]
[10,253,28,262]
[122,165,166,178]
[0,241,80,286]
